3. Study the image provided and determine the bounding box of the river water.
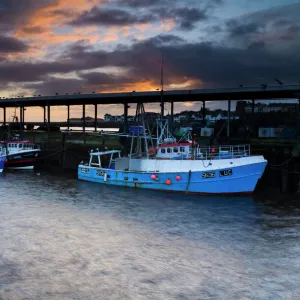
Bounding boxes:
[0,171,299,299]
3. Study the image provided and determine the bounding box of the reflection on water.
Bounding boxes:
[0,171,299,299]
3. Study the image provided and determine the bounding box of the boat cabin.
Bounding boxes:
[6,141,40,154]
[156,143,194,159]
[0,144,6,156]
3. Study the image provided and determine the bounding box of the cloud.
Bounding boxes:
[25,77,85,95]
[0,0,58,33]
[70,7,154,26]
[9,26,298,96]
[115,0,222,8]
[222,2,300,48]
[0,35,28,53]
[70,5,208,31]
[1,2,299,96]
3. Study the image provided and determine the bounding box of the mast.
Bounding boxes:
[160,50,164,119]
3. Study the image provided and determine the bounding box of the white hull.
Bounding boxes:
[7,166,34,170]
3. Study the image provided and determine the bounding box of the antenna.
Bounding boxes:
[160,50,164,119]
[161,50,164,91]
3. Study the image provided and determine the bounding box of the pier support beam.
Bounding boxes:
[94,104,97,132]
[170,101,174,124]
[227,99,231,137]
[3,107,6,126]
[124,102,129,133]
[23,107,25,125]
[47,103,50,131]
[67,105,70,129]
[20,106,23,130]
[202,101,206,127]
[297,98,300,139]
[82,104,86,133]
[43,106,46,125]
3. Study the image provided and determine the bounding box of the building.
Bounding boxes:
[236,101,297,114]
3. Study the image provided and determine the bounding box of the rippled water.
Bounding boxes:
[0,171,300,299]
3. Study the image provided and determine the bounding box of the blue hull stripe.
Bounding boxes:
[78,161,267,194]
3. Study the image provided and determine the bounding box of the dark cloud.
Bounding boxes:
[115,0,168,7]
[70,5,208,30]
[79,72,136,86]
[0,35,28,53]
[226,20,264,37]
[0,0,57,32]
[70,7,154,26]
[0,60,88,83]
[115,0,222,8]
[25,77,86,95]
[171,7,207,30]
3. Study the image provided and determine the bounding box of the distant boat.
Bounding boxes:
[1,140,41,170]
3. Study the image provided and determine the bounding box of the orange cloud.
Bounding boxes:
[14,0,102,39]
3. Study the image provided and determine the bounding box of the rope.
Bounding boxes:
[36,142,74,160]
[267,156,293,167]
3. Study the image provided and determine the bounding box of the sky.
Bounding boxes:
[0,0,300,121]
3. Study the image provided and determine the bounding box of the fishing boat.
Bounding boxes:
[78,104,267,195]
[0,144,7,172]
[2,140,41,170]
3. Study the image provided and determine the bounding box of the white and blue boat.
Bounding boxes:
[78,110,267,195]
[0,144,7,173]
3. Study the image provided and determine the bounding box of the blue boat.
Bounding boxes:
[0,144,7,173]
[78,139,267,195]
[78,104,267,195]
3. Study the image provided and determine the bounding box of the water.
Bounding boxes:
[0,171,300,299]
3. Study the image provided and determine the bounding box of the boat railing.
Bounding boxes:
[195,144,251,160]
[148,144,251,160]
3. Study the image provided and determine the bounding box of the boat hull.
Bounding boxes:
[78,159,267,195]
[5,150,40,170]
[0,155,6,172]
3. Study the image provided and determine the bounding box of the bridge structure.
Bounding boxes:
[0,84,300,136]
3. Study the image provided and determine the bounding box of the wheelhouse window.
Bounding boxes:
[180,147,185,152]
[167,148,171,153]
[173,147,178,153]
[161,148,165,154]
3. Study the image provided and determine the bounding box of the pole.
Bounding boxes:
[47,103,50,131]
[23,107,25,125]
[94,104,97,132]
[251,99,255,115]
[160,50,164,120]
[43,106,46,125]
[170,101,174,123]
[67,105,70,130]
[124,102,128,133]
[3,107,6,126]
[20,106,23,130]
[202,101,206,127]
[227,99,231,137]
[82,104,86,133]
